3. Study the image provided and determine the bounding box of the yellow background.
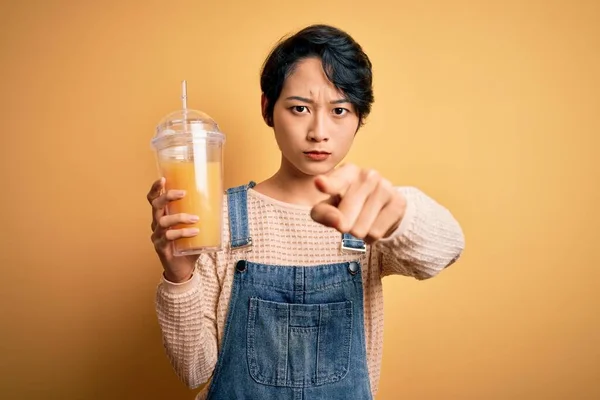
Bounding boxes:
[1,0,598,399]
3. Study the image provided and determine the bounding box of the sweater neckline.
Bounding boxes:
[247,188,313,212]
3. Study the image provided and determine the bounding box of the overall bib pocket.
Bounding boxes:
[247,297,353,388]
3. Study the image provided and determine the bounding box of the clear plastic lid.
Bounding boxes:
[151,109,225,151]
[151,82,225,151]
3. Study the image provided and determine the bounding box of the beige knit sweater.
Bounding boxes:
[155,186,465,399]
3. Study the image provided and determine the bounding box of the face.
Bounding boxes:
[264,57,360,177]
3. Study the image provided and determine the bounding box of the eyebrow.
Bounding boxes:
[285,96,351,105]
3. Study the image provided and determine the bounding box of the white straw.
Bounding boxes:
[181,80,188,110]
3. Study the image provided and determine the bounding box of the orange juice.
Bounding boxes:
[160,159,223,254]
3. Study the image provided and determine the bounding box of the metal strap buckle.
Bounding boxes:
[341,241,367,253]
[233,237,253,250]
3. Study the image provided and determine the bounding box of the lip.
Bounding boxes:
[303,151,331,161]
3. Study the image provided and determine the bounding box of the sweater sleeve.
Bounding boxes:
[154,252,221,388]
[374,186,465,280]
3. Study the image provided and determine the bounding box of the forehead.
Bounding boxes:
[281,57,344,97]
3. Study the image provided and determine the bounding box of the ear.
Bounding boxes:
[261,93,273,127]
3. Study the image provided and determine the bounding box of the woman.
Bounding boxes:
[147,24,465,400]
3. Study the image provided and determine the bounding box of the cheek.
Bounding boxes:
[274,111,304,141]
[338,135,355,155]
[338,120,358,146]
[272,106,290,132]
[272,118,296,152]
[274,108,291,130]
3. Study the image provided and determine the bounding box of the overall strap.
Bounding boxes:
[226,181,256,249]
[341,233,367,253]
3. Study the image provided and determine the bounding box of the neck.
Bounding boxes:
[256,157,331,207]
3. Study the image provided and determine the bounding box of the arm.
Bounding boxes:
[154,252,221,388]
[374,186,465,280]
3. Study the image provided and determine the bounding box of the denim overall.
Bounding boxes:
[206,182,373,400]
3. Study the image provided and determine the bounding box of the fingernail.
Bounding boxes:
[176,190,186,197]
[190,228,200,234]
[189,215,199,222]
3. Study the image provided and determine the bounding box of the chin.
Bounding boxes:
[294,160,336,176]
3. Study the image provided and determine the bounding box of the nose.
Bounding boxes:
[307,112,329,142]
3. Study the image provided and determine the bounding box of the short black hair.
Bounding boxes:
[260,24,374,127]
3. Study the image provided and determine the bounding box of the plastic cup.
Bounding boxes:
[151,107,225,255]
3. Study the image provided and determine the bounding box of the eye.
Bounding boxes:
[291,106,308,114]
[333,107,349,116]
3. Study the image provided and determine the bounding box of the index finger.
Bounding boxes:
[310,195,344,230]
[314,164,360,197]
[147,177,165,205]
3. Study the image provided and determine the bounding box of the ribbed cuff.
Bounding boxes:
[161,271,200,295]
